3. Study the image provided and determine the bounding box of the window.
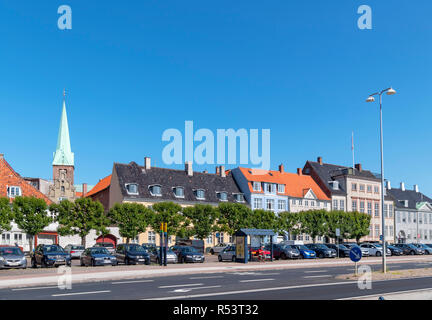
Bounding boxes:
[311,201,315,207]
[206,235,212,244]
[14,233,23,244]
[367,185,372,193]
[375,225,380,237]
[1,233,10,245]
[368,202,373,215]
[234,194,245,203]
[333,200,338,210]
[7,186,21,198]
[149,185,161,196]
[278,200,286,211]
[360,201,365,213]
[305,200,309,207]
[277,184,285,193]
[389,204,393,218]
[292,199,296,205]
[402,211,406,223]
[217,192,228,201]
[298,199,303,205]
[253,182,261,192]
[397,212,401,223]
[148,231,156,244]
[352,200,357,211]
[340,200,345,211]
[266,199,274,211]
[374,186,379,194]
[126,183,139,195]
[216,232,224,244]
[408,212,412,223]
[253,198,262,209]
[384,204,388,218]
[352,183,357,191]
[265,183,276,194]
[173,187,184,198]
[374,203,379,217]
[195,189,205,200]
[359,184,365,192]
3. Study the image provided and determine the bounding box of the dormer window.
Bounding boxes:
[149,185,162,196]
[252,182,261,192]
[329,181,339,190]
[125,183,139,195]
[173,187,184,198]
[234,193,245,203]
[195,189,206,200]
[277,184,285,193]
[7,186,21,198]
[217,192,228,202]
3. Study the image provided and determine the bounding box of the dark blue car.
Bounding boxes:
[80,247,118,266]
[31,244,71,268]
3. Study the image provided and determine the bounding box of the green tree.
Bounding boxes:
[349,211,371,243]
[0,198,14,234]
[108,203,154,243]
[13,197,51,251]
[216,202,253,235]
[182,204,219,240]
[50,198,108,247]
[151,202,189,238]
[299,210,328,243]
[278,211,302,239]
[249,209,278,231]
[326,211,354,243]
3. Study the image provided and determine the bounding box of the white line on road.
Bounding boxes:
[304,275,332,278]
[189,276,224,280]
[12,286,59,291]
[158,283,203,289]
[112,279,154,285]
[239,278,275,283]
[52,290,111,297]
[171,285,222,293]
[304,270,328,273]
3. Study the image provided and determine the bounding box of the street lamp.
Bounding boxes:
[366,87,396,274]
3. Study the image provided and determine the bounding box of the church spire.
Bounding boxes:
[53,90,74,166]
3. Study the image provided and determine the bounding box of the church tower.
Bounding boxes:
[48,91,76,203]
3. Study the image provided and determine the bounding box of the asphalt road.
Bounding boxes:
[1,259,431,300]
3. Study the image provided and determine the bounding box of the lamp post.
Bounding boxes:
[366,87,396,274]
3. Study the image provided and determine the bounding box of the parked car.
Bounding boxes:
[343,243,370,257]
[412,243,432,255]
[31,244,71,268]
[360,243,389,256]
[387,245,404,256]
[218,245,236,262]
[249,246,272,260]
[80,247,117,266]
[305,244,336,258]
[142,243,157,253]
[64,244,85,259]
[171,245,205,263]
[425,244,432,249]
[176,239,205,254]
[94,242,116,254]
[147,247,178,264]
[292,245,316,259]
[394,243,425,255]
[266,243,300,260]
[0,246,27,269]
[325,244,350,257]
[114,244,150,265]
[209,243,230,255]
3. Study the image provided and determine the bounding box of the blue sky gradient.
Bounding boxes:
[0,1,431,195]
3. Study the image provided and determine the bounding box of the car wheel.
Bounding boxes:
[156,257,160,264]
[125,258,131,265]
[280,253,287,260]
[41,258,48,268]
[410,251,415,255]
[376,251,381,257]
[232,256,236,262]
[218,255,222,262]
[31,258,37,268]
[318,253,324,259]
[182,257,187,264]
[91,259,96,267]
[210,249,214,255]
[80,259,85,266]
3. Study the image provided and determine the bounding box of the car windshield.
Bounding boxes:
[337,245,348,250]
[126,245,146,253]
[182,247,198,253]
[315,244,329,249]
[43,245,64,253]
[375,244,382,248]
[97,243,113,248]
[280,245,293,249]
[71,246,84,250]
[0,248,23,256]
[296,245,309,251]
[90,248,109,255]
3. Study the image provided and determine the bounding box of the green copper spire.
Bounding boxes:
[53,93,74,166]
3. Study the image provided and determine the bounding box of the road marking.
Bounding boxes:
[12,286,59,291]
[304,275,332,278]
[171,285,221,293]
[239,278,275,283]
[260,272,280,275]
[112,279,154,285]
[304,270,327,273]
[158,283,203,289]
[144,281,359,300]
[52,290,111,297]
[189,276,224,279]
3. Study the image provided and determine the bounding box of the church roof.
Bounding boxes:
[53,99,74,166]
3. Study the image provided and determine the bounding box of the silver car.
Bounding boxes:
[148,248,178,264]
[64,244,85,259]
[210,243,230,255]
[0,247,27,269]
[360,243,391,256]
[218,245,236,262]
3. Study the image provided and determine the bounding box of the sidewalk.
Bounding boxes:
[0,256,430,289]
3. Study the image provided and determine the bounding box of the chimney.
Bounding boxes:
[297,168,302,176]
[82,183,88,196]
[221,166,226,178]
[355,163,362,172]
[414,184,419,193]
[185,161,193,176]
[386,180,391,190]
[317,157,323,165]
[400,182,405,191]
[0,154,4,160]
[279,164,284,173]
[215,166,220,175]
[144,157,151,170]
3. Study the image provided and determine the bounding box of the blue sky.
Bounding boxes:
[0,1,431,195]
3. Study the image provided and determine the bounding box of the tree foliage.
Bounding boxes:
[0,197,13,233]
[249,209,278,231]
[216,202,253,235]
[299,210,328,243]
[182,204,219,240]
[151,202,189,238]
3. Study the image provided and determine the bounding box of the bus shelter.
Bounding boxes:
[234,229,276,263]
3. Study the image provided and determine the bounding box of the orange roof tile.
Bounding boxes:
[85,175,111,198]
[238,167,330,201]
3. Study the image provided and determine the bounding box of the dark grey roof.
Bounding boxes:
[386,188,432,210]
[113,162,245,205]
[305,161,379,196]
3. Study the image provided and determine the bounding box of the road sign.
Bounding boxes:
[349,246,362,263]
[380,235,383,241]
[336,228,340,237]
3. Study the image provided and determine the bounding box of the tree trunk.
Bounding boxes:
[29,236,34,252]
[81,236,86,247]
[126,238,130,244]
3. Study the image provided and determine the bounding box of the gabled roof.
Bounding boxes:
[0,155,52,204]
[387,188,432,210]
[85,175,111,198]
[237,167,330,201]
[113,162,244,204]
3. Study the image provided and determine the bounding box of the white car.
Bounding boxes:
[360,243,391,256]
[218,245,236,262]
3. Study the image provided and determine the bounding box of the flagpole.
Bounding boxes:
[352,131,355,170]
